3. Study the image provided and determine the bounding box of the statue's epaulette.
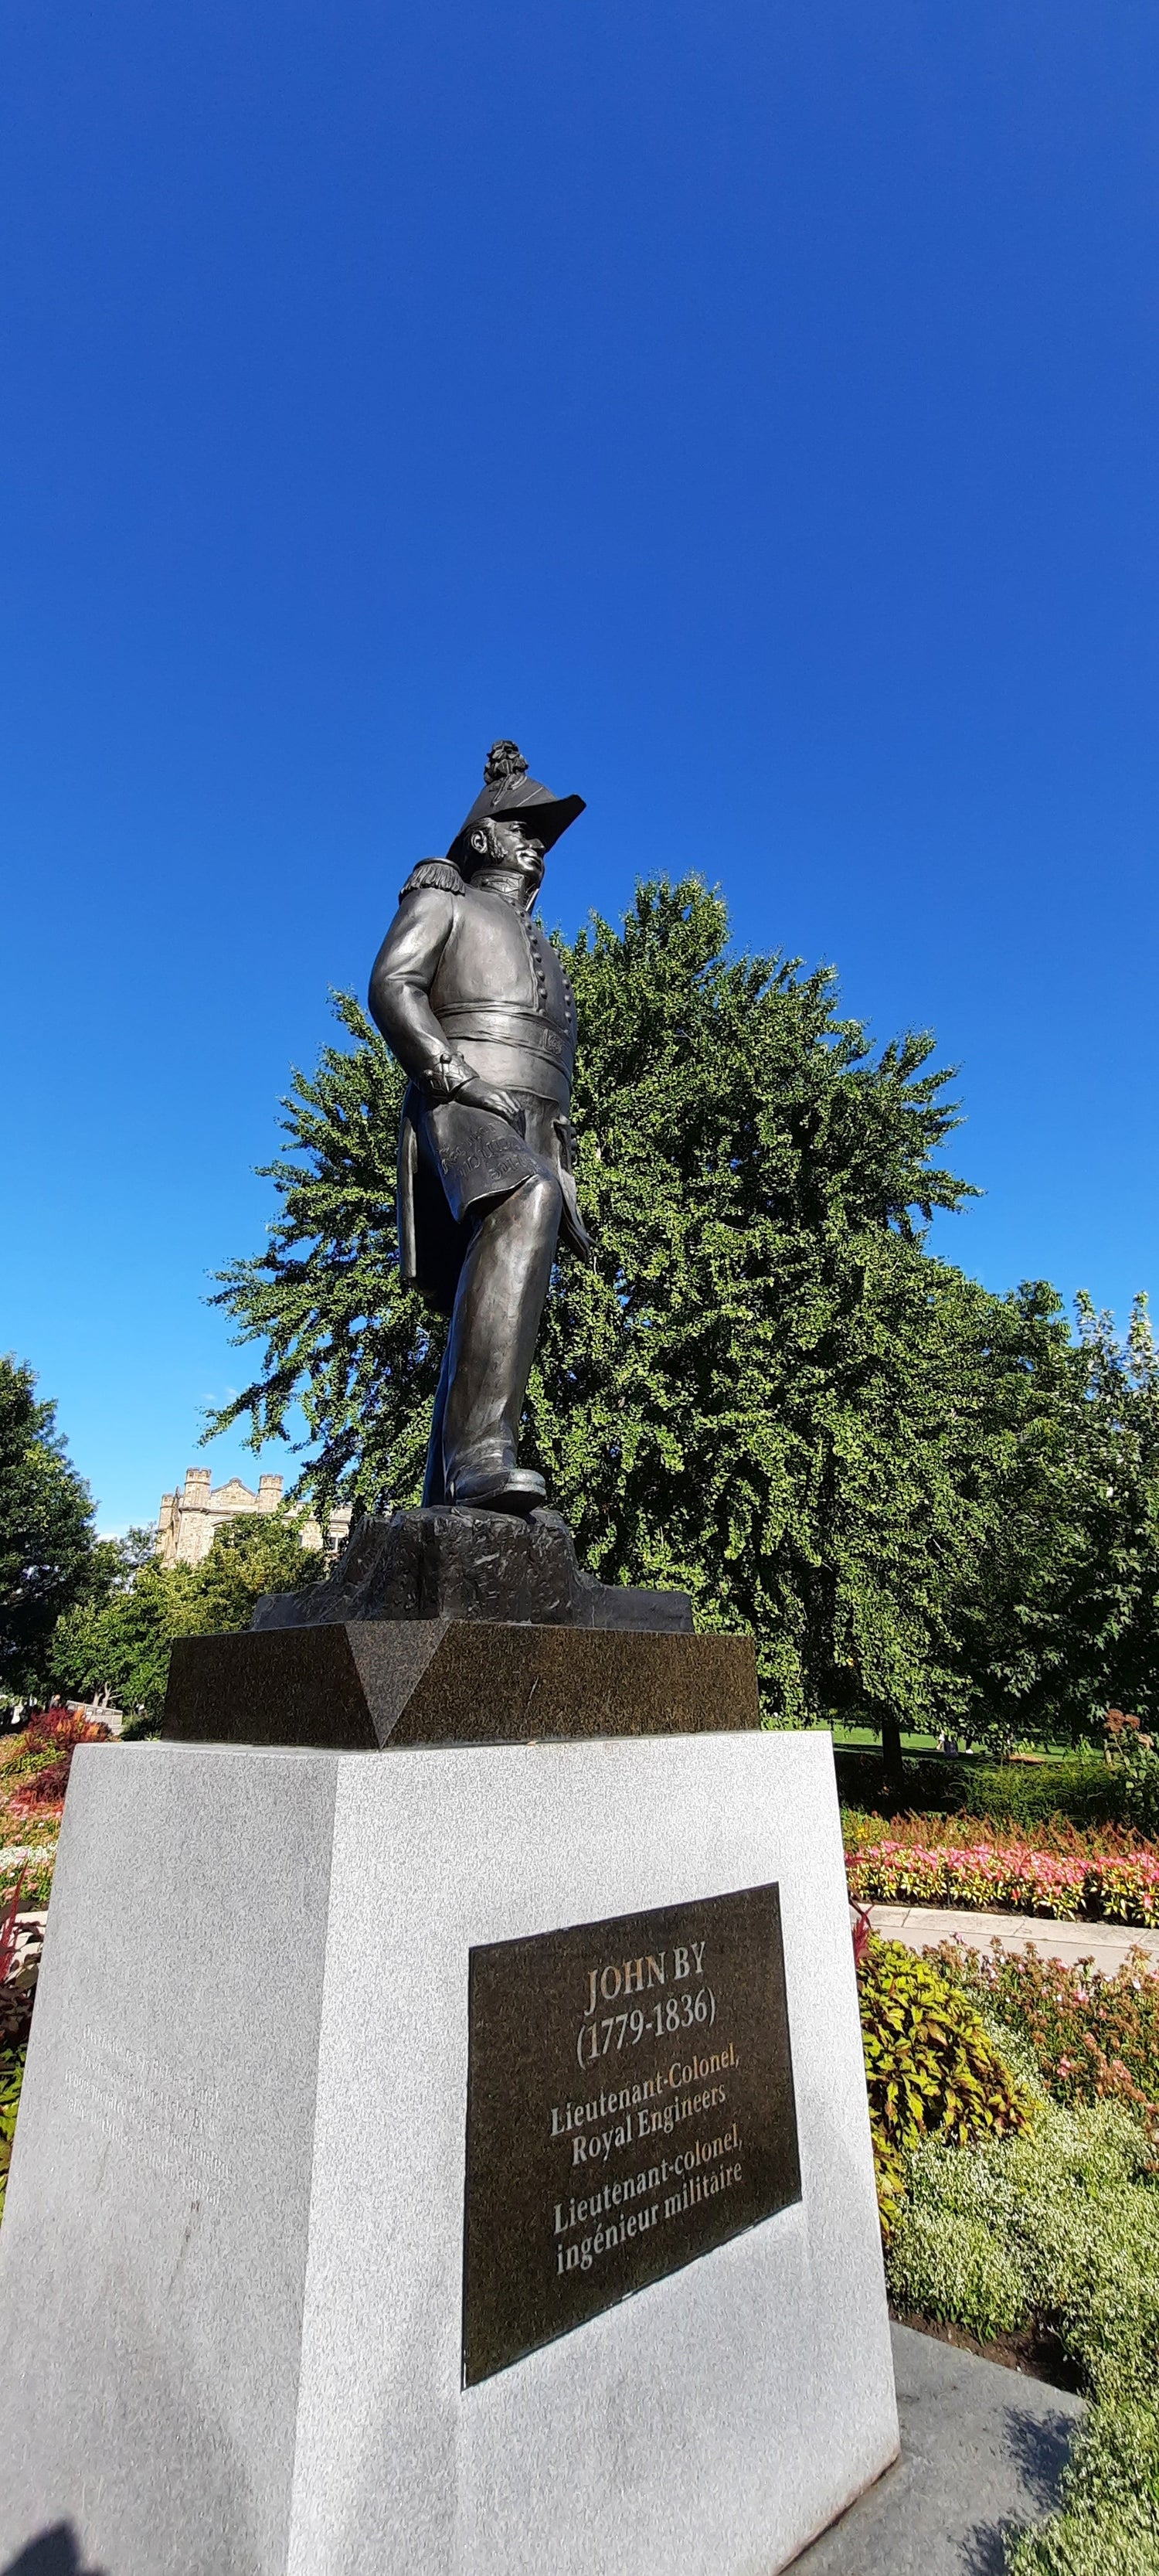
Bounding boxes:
[399,857,465,900]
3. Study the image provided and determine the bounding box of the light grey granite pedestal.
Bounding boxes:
[0,1731,896,2576]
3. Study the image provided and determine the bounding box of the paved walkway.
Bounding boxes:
[795,2322,1084,2574]
[868,1900,1159,1975]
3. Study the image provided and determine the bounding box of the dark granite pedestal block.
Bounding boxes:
[164,1503,751,1751]
[163,1618,759,1750]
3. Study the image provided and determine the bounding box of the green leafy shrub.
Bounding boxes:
[857,1936,1032,2232]
[890,2194,1029,2340]
[929,1940,1159,2136]
[0,2046,25,2220]
[836,1747,1137,1832]
[0,1952,35,2224]
[1007,2400,1159,2574]
[1106,1722,1159,1841]
[885,2098,1159,2573]
[889,2100,1159,2352]
[962,1758,1135,1834]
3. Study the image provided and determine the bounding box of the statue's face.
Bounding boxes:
[471,817,545,897]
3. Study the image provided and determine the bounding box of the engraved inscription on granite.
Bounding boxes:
[462,1883,800,2384]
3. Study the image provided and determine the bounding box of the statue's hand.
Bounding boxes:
[454,1073,526,1134]
[427,1049,525,1131]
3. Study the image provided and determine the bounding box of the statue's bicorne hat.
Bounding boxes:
[449,741,585,864]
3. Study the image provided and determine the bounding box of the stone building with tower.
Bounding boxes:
[155,1466,350,1568]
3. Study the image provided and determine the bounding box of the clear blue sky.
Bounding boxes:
[2,0,1155,1532]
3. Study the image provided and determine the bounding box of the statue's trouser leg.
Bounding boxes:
[421,1345,452,1506]
[438,1170,562,1499]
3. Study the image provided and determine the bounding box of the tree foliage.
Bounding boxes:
[50,1509,318,1729]
[0,1356,97,1696]
[1036,1295,1159,1737]
[206,876,1159,1754]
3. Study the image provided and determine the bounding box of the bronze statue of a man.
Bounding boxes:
[369,742,590,1515]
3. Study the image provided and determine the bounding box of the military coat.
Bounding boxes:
[369,861,591,1315]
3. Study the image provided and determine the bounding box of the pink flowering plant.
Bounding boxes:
[927,1937,1159,2139]
[845,1822,1159,1926]
[1092,1853,1159,1927]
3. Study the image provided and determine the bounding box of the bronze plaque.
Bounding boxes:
[462,1883,800,2385]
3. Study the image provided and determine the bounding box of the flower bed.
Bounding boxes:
[846,1835,1159,1927]
[0,1707,108,1911]
[928,1938,1159,2135]
[885,1935,1159,2574]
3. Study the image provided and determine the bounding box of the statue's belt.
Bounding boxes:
[437,1004,573,1071]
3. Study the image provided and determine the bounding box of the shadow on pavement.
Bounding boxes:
[960,2399,1078,2572]
[1001,2401,1081,2512]
[794,2326,1085,2574]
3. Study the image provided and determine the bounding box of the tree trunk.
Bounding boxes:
[879,1709,905,1802]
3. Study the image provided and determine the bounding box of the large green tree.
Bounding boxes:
[0,1356,97,1696]
[1007,1291,1159,1742]
[208,875,1099,1768]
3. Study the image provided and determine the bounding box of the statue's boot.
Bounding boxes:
[450,1465,548,1511]
[434,1169,562,1514]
